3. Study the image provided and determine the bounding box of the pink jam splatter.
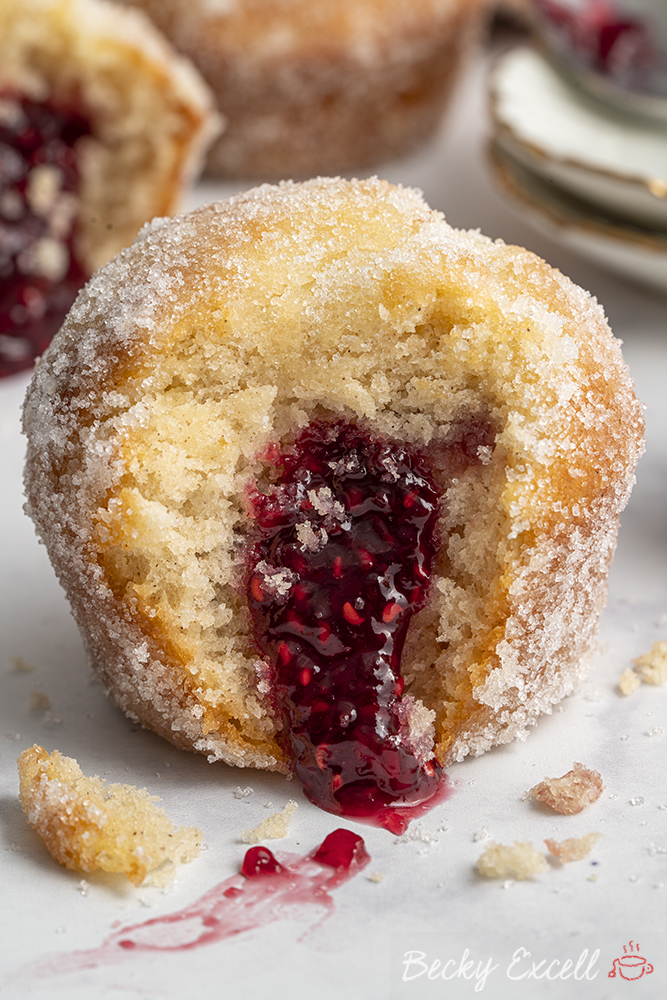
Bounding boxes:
[24,830,370,978]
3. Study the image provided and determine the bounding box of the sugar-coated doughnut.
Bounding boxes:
[23,178,643,826]
[0,0,218,376]
[117,0,483,178]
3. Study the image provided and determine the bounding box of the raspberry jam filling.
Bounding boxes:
[248,420,444,832]
[0,94,90,377]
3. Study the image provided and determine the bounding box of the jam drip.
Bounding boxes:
[248,421,443,832]
[0,95,90,377]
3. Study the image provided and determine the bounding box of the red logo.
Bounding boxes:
[608,941,654,981]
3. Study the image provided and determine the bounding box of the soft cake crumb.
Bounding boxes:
[241,800,298,844]
[368,872,384,883]
[619,668,641,695]
[633,640,667,686]
[17,745,201,886]
[476,841,548,880]
[545,831,602,863]
[529,762,604,814]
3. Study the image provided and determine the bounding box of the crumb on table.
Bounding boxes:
[10,656,36,672]
[241,800,298,844]
[633,640,667,686]
[17,745,201,886]
[476,841,548,880]
[29,691,51,711]
[619,667,641,696]
[545,831,602,863]
[528,762,604,814]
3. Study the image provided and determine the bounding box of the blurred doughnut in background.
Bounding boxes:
[0,0,219,378]
[116,0,487,178]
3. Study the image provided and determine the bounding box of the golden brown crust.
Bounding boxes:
[23,177,644,773]
[118,0,483,178]
[0,0,219,273]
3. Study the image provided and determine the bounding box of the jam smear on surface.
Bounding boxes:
[0,94,90,377]
[22,830,370,978]
[247,420,445,833]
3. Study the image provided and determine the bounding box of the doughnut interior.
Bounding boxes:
[23,178,644,775]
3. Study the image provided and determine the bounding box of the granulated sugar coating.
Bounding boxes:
[22,178,644,816]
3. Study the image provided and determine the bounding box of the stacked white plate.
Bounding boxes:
[489,45,667,292]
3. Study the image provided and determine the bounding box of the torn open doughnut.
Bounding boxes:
[0,0,218,376]
[23,177,644,831]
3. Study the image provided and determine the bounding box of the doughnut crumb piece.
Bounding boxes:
[241,801,298,844]
[529,763,604,815]
[476,841,548,880]
[545,831,602,863]
[633,640,667,686]
[618,667,641,696]
[17,746,201,886]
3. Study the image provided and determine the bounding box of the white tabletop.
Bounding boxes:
[1,41,666,1000]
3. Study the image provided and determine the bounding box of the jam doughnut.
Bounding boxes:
[23,178,643,829]
[117,0,484,178]
[0,0,218,377]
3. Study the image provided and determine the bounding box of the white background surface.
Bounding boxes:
[1,38,666,1000]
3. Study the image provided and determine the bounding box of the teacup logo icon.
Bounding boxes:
[608,941,654,980]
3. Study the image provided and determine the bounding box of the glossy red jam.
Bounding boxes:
[248,420,445,830]
[311,827,370,873]
[240,845,286,877]
[0,94,89,377]
[240,831,368,880]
